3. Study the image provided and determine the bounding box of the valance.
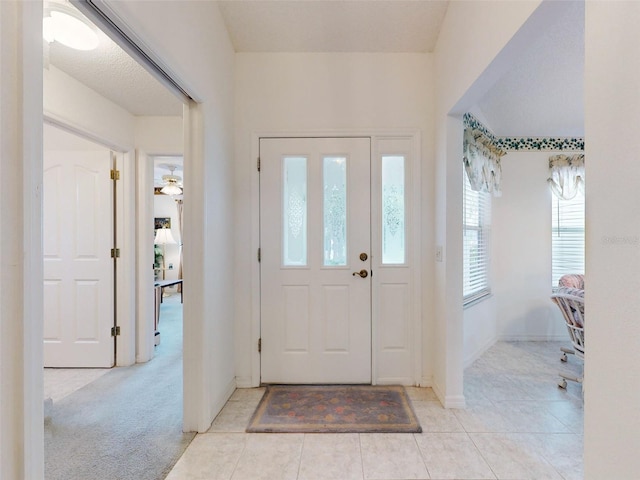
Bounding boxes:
[548,154,584,200]
[463,128,505,196]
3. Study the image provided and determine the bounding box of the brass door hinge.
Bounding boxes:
[111,326,121,337]
[111,248,120,258]
[258,338,262,353]
[110,169,120,180]
[257,248,261,262]
[257,157,261,172]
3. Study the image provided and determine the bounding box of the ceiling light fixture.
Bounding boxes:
[160,165,183,196]
[43,1,99,51]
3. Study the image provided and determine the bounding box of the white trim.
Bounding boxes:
[418,376,432,388]
[43,112,132,152]
[115,151,137,366]
[376,377,416,386]
[235,376,253,388]
[250,129,422,388]
[498,335,567,342]
[135,149,155,364]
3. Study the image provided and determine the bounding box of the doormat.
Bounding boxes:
[246,385,422,433]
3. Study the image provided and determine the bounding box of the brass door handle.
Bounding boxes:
[352,269,368,278]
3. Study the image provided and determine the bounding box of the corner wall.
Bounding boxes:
[102,0,237,432]
[433,0,541,406]
[584,2,640,477]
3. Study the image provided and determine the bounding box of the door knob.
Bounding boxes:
[352,269,368,278]
[359,253,368,261]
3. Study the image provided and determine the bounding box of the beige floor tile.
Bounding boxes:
[414,432,495,480]
[469,433,563,480]
[412,401,465,433]
[165,433,246,480]
[405,387,438,402]
[298,433,363,480]
[360,433,429,479]
[208,399,258,433]
[231,433,304,480]
[515,433,584,480]
[229,387,266,404]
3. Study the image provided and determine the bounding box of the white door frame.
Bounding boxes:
[249,130,422,388]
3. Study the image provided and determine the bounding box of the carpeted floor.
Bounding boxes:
[246,385,422,433]
[45,294,195,480]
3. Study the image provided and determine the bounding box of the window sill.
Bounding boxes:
[463,291,492,309]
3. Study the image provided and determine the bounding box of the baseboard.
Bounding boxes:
[418,376,432,388]
[498,334,566,341]
[206,377,236,433]
[432,381,466,409]
[464,336,497,369]
[234,376,255,388]
[374,376,414,386]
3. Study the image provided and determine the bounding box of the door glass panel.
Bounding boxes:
[283,157,307,266]
[323,156,347,266]
[382,155,405,264]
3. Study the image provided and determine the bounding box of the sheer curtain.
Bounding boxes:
[463,128,504,197]
[548,154,585,200]
[175,199,183,292]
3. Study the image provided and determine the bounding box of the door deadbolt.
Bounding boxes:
[352,269,368,278]
[359,253,368,261]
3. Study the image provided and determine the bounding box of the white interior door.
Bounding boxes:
[260,137,371,383]
[43,150,115,367]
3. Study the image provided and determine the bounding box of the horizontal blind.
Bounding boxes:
[463,169,491,303]
[552,191,585,287]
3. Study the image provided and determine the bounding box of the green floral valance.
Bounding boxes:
[463,128,505,197]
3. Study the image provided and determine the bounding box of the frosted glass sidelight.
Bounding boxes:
[283,157,307,266]
[382,155,405,264]
[323,156,347,266]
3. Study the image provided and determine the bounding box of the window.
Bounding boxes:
[463,169,491,304]
[552,191,585,287]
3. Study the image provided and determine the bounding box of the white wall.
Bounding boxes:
[463,297,497,368]
[493,151,569,341]
[433,0,542,406]
[102,0,236,432]
[44,65,134,150]
[234,52,435,386]
[135,116,183,155]
[584,3,640,477]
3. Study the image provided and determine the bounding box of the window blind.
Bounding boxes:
[463,169,491,304]
[552,191,585,287]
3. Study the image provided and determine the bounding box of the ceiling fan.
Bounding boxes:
[160,165,183,196]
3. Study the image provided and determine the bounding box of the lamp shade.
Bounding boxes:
[154,228,177,245]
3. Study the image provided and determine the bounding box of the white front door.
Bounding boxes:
[260,137,371,383]
[43,150,115,367]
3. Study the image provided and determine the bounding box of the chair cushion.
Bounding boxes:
[558,274,584,289]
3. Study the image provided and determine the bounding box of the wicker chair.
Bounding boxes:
[552,274,584,389]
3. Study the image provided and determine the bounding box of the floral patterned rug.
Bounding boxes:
[246,385,422,433]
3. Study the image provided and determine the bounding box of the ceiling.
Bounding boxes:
[217,1,449,53]
[47,0,584,139]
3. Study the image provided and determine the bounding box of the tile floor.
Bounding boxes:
[165,341,584,480]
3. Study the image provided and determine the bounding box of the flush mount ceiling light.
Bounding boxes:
[43,1,99,51]
[160,165,183,196]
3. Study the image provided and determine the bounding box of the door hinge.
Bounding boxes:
[111,326,121,337]
[111,248,120,258]
[257,247,261,262]
[258,338,262,353]
[257,157,261,172]
[110,169,120,180]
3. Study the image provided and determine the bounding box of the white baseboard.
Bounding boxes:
[205,377,236,432]
[418,376,432,388]
[375,376,414,386]
[498,334,566,342]
[432,380,466,409]
[234,376,255,388]
[464,336,497,369]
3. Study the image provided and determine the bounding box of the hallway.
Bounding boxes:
[44,292,192,480]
